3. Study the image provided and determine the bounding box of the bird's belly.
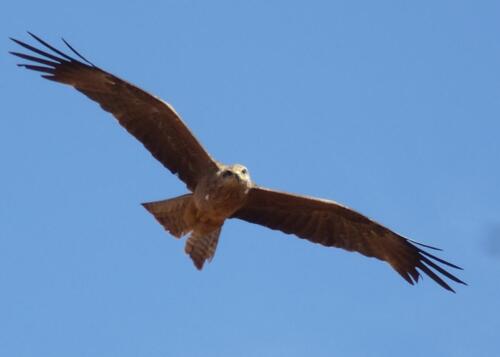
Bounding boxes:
[194,185,247,221]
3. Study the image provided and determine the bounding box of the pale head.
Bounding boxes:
[219,163,252,188]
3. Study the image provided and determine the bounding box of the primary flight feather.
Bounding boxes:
[10,33,466,292]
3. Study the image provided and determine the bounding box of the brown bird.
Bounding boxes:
[10,33,466,292]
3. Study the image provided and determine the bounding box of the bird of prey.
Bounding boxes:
[10,33,466,292]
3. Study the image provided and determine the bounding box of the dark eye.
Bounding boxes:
[241,169,247,175]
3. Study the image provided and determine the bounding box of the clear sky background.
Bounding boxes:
[1,1,499,356]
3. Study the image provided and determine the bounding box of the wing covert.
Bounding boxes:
[10,33,219,191]
[233,186,466,292]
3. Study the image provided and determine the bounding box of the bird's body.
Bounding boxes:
[11,33,466,291]
[144,163,252,268]
[193,164,252,220]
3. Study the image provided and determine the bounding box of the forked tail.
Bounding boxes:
[142,194,222,269]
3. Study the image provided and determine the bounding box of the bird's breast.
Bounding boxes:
[193,176,249,220]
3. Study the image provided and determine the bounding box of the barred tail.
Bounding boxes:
[185,228,221,270]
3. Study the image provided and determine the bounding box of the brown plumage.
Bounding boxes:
[185,228,222,270]
[11,33,466,292]
[10,33,218,191]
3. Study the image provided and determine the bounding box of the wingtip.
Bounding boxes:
[408,238,443,251]
[27,31,40,40]
[10,37,23,46]
[61,37,96,66]
[27,31,40,42]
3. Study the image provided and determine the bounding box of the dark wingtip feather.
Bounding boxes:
[27,32,78,62]
[10,37,29,48]
[10,36,66,63]
[10,51,59,67]
[417,248,464,270]
[417,262,456,293]
[420,255,467,286]
[11,33,100,85]
[397,236,467,292]
[17,64,55,74]
[392,238,466,292]
[62,37,95,66]
[394,267,415,286]
[407,238,442,251]
[408,268,420,283]
[41,74,58,81]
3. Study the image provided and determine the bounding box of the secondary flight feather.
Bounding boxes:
[10,33,466,292]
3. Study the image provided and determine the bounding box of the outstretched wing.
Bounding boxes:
[10,33,219,191]
[232,186,466,292]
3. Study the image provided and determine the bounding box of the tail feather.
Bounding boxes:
[142,194,222,270]
[142,194,194,238]
[185,228,221,270]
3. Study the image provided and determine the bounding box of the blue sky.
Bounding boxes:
[1,1,499,356]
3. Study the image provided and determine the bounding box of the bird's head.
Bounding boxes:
[219,164,252,188]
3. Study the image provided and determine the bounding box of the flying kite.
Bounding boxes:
[10,33,466,292]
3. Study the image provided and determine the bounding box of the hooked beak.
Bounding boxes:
[222,170,240,182]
